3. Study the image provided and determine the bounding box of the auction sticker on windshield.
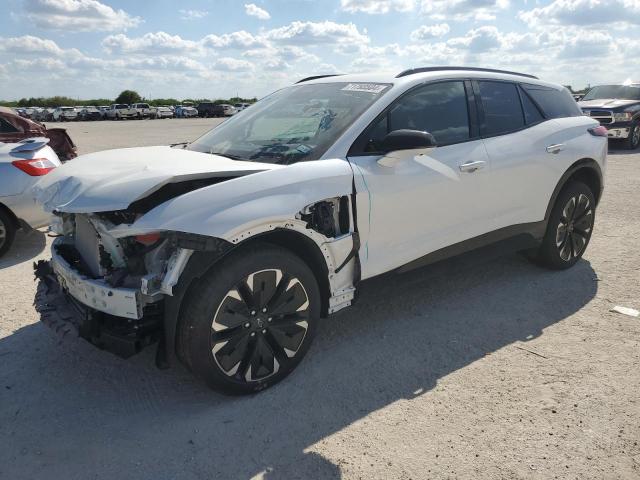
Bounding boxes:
[341,83,389,94]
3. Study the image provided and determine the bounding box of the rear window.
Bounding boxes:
[521,84,582,119]
[478,81,524,136]
[0,117,19,133]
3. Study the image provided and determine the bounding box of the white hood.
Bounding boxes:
[33,146,282,213]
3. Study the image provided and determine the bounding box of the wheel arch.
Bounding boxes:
[162,228,336,368]
[544,158,603,222]
[0,202,20,230]
[239,229,332,317]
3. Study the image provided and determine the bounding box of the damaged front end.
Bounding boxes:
[33,151,360,367]
[34,212,230,360]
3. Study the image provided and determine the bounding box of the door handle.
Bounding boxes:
[546,144,564,154]
[459,160,486,173]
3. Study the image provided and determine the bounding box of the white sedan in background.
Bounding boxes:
[0,138,61,257]
[155,106,174,119]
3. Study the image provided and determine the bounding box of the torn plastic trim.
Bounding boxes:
[225,216,358,314]
[159,248,193,296]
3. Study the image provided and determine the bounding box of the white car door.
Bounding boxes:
[347,80,494,279]
[475,80,572,230]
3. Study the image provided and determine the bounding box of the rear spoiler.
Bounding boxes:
[10,137,51,153]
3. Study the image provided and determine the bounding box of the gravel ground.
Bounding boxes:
[0,120,639,480]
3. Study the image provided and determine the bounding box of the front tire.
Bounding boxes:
[177,244,320,395]
[0,209,17,258]
[625,121,640,150]
[530,181,596,270]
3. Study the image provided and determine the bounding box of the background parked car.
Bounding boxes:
[196,102,216,117]
[131,103,155,119]
[106,104,137,120]
[234,103,251,112]
[175,104,198,118]
[0,106,77,160]
[78,106,102,121]
[211,104,236,117]
[155,106,174,119]
[52,106,77,122]
[0,138,62,257]
[97,106,110,119]
[578,82,640,149]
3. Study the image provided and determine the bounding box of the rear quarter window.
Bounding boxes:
[521,84,582,119]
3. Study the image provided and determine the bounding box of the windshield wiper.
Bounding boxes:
[208,150,244,160]
[170,141,190,147]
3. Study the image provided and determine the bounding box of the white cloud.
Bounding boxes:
[410,23,450,40]
[202,31,266,49]
[179,9,209,20]
[340,0,415,14]
[23,0,141,32]
[244,3,271,20]
[102,32,201,55]
[447,26,501,53]
[266,21,370,47]
[0,35,64,55]
[420,0,509,21]
[519,0,640,27]
[213,57,254,72]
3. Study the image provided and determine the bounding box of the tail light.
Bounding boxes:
[588,126,608,137]
[11,158,57,176]
[135,232,161,245]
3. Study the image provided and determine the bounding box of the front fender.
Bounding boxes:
[111,158,355,241]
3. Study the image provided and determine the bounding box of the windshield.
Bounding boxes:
[187,82,390,164]
[115,104,128,109]
[582,85,640,101]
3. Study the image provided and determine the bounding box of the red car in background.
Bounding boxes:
[0,106,77,161]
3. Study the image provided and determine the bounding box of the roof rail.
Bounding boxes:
[396,66,538,80]
[295,74,343,84]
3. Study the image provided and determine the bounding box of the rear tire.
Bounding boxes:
[529,181,595,270]
[177,244,320,395]
[0,209,17,258]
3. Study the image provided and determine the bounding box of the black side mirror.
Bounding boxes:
[380,129,437,153]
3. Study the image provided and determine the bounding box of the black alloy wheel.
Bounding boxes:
[177,244,320,394]
[555,193,593,262]
[529,180,596,270]
[210,268,311,382]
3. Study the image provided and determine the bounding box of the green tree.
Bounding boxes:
[114,90,142,105]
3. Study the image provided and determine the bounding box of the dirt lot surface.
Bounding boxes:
[1,120,639,480]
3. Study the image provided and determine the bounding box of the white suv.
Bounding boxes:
[52,107,77,122]
[34,67,606,394]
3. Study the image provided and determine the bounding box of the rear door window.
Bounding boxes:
[478,81,524,136]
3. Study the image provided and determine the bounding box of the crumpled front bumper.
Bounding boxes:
[34,259,162,359]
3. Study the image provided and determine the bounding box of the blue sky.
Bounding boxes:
[1,0,639,100]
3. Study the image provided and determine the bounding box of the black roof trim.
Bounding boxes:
[396,66,538,80]
[295,74,343,84]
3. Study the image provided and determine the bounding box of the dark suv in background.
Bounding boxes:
[578,83,640,149]
[196,102,216,117]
